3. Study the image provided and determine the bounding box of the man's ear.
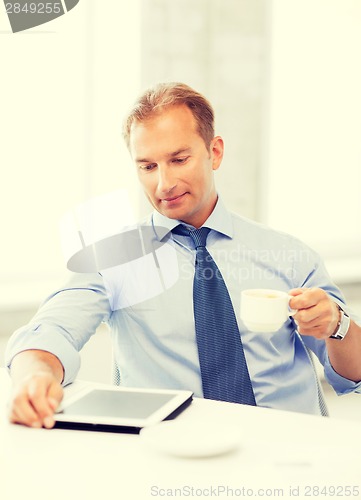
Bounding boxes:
[210,136,224,171]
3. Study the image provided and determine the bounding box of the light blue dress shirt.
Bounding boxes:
[6,198,361,415]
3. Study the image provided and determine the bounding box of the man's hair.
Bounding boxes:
[122,82,215,150]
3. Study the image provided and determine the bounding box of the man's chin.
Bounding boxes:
[157,206,185,220]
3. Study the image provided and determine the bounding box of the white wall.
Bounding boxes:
[261,0,361,282]
[0,0,141,308]
[1,0,360,313]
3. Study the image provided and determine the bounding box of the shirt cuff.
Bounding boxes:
[324,355,361,395]
[5,324,80,386]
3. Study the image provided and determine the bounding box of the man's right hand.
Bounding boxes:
[8,350,64,428]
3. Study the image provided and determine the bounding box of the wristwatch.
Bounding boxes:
[329,306,351,340]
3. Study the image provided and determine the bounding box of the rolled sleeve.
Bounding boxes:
[4,272,112,386]
[324,355,361,395]
[5,323,81,386]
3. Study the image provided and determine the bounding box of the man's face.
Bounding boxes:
[129,105,223,228]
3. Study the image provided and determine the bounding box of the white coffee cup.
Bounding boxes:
[240,288,297,332]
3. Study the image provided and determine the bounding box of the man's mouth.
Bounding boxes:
[161,193,187,204]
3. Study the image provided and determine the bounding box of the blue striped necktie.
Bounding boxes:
[174,225,256,405]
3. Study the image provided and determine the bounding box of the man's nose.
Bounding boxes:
[157,166,176,194]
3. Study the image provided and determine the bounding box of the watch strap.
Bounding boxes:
[329,306,351,340]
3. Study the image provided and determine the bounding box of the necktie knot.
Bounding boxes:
[189,227,211,249]
[173,225,211,249]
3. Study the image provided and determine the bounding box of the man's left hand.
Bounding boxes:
[289,288,340,339]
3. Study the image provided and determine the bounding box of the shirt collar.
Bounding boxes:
[152,196,234,241]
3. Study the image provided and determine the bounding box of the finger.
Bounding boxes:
[290,288,323,310]
[296,315,322,329]
[43,384,64,428]
[10,408,42,428]
[9,404,39,427]
[27,378,58,428]
[294,306,322,324]
[295,308,335,337]
[295,323,329,339]
[9,392,42,427]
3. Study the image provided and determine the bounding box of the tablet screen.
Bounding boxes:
[55,384,193,432]
[61,389,176,420]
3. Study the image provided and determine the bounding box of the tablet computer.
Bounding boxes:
[54,384,193,433]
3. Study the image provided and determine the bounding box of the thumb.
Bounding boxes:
[47,383,63,411]
[288,287,307,297]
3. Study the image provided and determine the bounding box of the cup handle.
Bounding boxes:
[287,295,298,316]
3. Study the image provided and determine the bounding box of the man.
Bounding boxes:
[6,82,361,428]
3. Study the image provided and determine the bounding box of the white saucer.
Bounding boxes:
[139,420,241,458]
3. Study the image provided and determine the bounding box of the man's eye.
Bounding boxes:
[172,157,189,164]
[140,163,157,171]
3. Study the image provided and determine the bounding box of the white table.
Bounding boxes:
[1,369,361,500]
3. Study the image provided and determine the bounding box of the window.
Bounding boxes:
[261,0,361,283]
